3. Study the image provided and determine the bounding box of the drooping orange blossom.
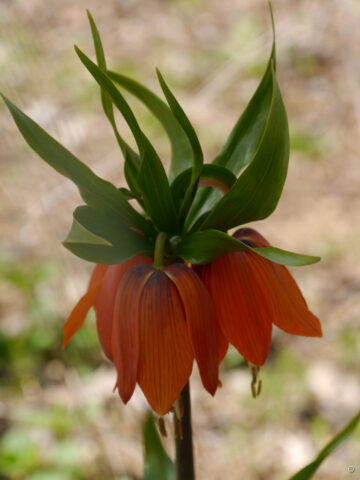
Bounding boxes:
[63,228,321,415]
[194,228,322,366]
[63,256,227,415]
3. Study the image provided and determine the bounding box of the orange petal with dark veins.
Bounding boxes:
[166,264,219,396]
[195,251,273,366]
[95,256,152,360]
[112,264,154,404]
[137,270,194,415]
[270,263,322,337]
[234,228,322,338]
[62,264,108,348]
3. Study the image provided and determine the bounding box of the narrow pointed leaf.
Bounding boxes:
[184,13,279,231]
[87,10,112,119]
[143,413,175,480]
[288,411,360,480]
[87,13,143,198]
[108,70,193,181]
[75,48,179,234]
[75,46,144,152]
[63,216,152,265]
[176,229,320,266]
[214,7,276,173]
[137,136,179,234]
[156,69,203,178]
[201,64,289,230]
[1,94,155,238]
[156,69,203,224]
[124,150,143,198]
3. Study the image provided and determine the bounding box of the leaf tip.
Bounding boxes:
[0,92,10,106]
[155,68,162,81]
[155,68,166,88]
[268,2,275,35]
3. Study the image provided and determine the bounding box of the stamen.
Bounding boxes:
[112,380,118,393]
[173,397,183,421]
[251,380,257,399]
[158,417,167,437]
[172,397,184,440]
[247,362,262,398]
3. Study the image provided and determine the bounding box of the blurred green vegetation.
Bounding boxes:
[0,255,103,389]
[0,255,111,479]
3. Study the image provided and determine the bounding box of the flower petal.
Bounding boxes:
[137,270,194,415]
[270,263,322,336]
[95,256,152,360]
[195,252,273,366]
[112,264,153,404]
[62,264,108,348]
[235,228,322,337]
[165,264,219,396]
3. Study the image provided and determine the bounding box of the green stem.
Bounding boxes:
[153,232,167,269]
[174,382,195,480]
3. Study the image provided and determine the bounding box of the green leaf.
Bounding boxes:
[63,216,109,246]
[176,229,320,266]
[137,137,179,234]
[171,164,236,211]
[107,70,193,181]
[73,205,153,250]
[184,10,283,231]
[86,12,143,198]
[87,10,112,118]
[156,69,203,178]
[75,48,179,234]
[200,62,289,230]
[143,413,175,480]
[76,47,143,151]
[1,94,155,238]
[63,213,152,265]
[214,6,276,174]
[156,69,204,225]
[288,411,360,480]
[123,150,143,198]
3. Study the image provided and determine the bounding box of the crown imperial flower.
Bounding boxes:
[194,228,322,366]
[63,257,227,415]
[2,8,323,420]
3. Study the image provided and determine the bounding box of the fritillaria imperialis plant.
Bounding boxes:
[5,7,358,480]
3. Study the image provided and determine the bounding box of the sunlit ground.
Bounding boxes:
[0,0,359,479]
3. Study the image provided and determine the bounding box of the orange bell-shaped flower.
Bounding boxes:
[112,263,224,415]
[194,228,322,366]
[63,258,226,415]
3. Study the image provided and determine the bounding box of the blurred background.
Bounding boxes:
[0,0,359,479]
